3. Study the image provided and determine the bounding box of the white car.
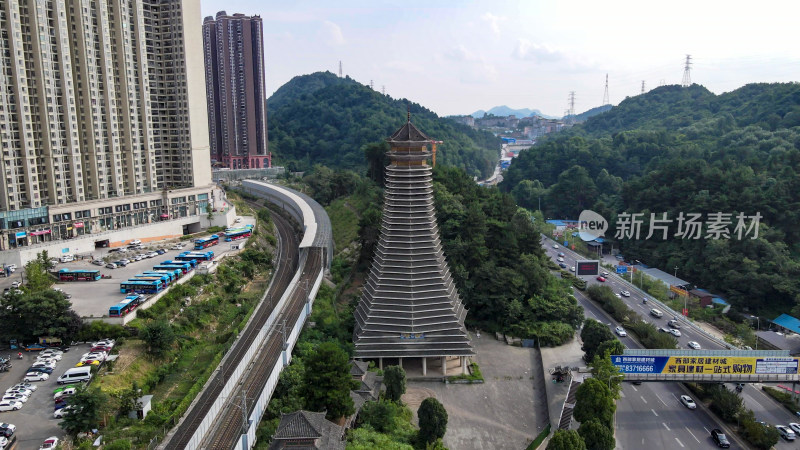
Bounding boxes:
[688,341,701,350]
[620,290,631,297]
[54,387,77,400]
[552,244,559,249]
[680,395,697,409]
[31,361,56,370]
[557,257,564,262]
[615,326,627,337]
[53,407,72,418]
[570,266,575,272]
[129,239,142,246]
[134,254,145,261]
[38,352,62,361]
[10,281,21,288]
[9,383,36,392]
[146,251,158,258]
[0,401,22,412]
[40,436,60,449]
[92,339,115,348]
[24,372,50,382]
[789,423,800,435]
[5,388,32,397]
[60,254,74,263]
[777,425,796,441]
[1,394,27,404]
[81,352,106,362]
[669,329,682,337]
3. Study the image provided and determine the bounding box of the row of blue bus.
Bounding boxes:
[223,224,254,242]
[118,251,213,295]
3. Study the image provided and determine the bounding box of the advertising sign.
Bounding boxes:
[576,260,599,276]
[612,355,800,375]
[616,265,627,274]
[670,286,689,297]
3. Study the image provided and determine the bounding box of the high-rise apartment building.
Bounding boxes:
[202,11,269,170]
[0,0,213,249]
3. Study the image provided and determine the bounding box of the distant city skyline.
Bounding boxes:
[202,0,800,118]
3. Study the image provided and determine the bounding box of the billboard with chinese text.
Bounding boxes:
[612,355,799,375]
[576,260,599,276]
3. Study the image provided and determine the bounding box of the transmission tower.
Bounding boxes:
[370,80,374,90]
[568,91,576,119]
[338,61,342,78]
[681,54,692,87]
[382,85,385,95]
[602,74,610,106]
[641,80,646,94]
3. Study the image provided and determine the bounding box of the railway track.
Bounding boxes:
[203,246,323,449]
[162,211,299,450]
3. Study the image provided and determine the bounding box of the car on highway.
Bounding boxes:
[658,327,670,333]
[615,326,627,337]
[601,271,609,277]
[669,329,682,337]
[620,290,630,297]
[552,244,559,249]
[559,263,567,269]
[596,276,606,282]
[688,341,701,350]
[557,252,565,257]
[711,428,730,448]
[39,436,59,449]
[649,308,663,318]
[0,400,22,412]
[570,266,575,272]
[668,319,682,329]
[557,257,564,262]
[777,425,796,441]
[680,395,696,409]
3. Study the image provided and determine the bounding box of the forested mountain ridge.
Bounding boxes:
[501,82,800,315]
[267,72,501,178]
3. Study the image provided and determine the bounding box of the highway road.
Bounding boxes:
[540,235,798,449]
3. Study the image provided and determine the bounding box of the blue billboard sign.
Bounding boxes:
[616,265,627,274]
[612,355,669,373]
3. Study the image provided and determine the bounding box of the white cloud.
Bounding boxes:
[481,12,505,35]
[321,20,345,45]
[512,39,564,63]
[444,45,479,62]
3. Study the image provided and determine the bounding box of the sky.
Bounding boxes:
[201,0,800,118]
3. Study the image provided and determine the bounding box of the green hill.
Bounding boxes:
[501,82,800,315]
[267,72,501,178]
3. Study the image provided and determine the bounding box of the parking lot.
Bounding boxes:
[0,343,95,450]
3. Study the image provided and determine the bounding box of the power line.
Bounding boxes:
[602,74,610,106]
[681,54,692,87]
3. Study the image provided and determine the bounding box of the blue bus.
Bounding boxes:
[120,280,165,294]
[224,224,254,234]
[194,234,220,250]
[132,274,171,286]
[224,227,253,242]
[58,269,101,282]
[147,268,182,280]
[142,271,176,283]
[163,258,197,268]
[154,263,191,275]
[109,296,142,317]
[177,251,214,262]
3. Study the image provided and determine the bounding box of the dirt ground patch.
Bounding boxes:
[402,386,436,426]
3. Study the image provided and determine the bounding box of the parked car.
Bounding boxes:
[91,259,104,266]
[669,329,682,337]
[25,343,47,352]
[711,428,730,448]
[108,248,123,253]
[171,243,185,250]
[5,388,32,397]
[9,383,35,392]
[777,425,796,441]
[688,341,701,350]
[24,372,50,382]
[10,281,21,288]
[59,255,74,263]
[105,263,117,269]
[76,360,100,367]
[39,436,59,449]
[0,423,16,437]
[1,394,27,404]
[53,406,72,418]
[615,326,627,337]
[27,366,53,374]
[129,239,142,246]
[54,388,76,400]
[668,320,682,329]
[156,249,167,255]
[0,401,22,412]
[789,423,800,435]
[90,346,111,353]
[118,259,130,266]
[146,251,158,258]
[680,395,696,409]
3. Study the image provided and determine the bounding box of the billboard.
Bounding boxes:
[576,260,599,276]
[612,355,799,375]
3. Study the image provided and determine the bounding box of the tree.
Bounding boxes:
[36,250,55,271]
[302,341,355,420]
[547,429,586,450]
[383,365,407,403]
[573,378,615,429]
[417,397,448,445]
[590,352,624,398]
[60,386,107,436]
[580,319,615,363]
[740,409,780,449]
[205,204,214,222]
[116,382,142,417]
[359,400,397,433]
[24,260,54,292]
[707,384,743,422]
[0,289,82,343]
[578,418,615,450]
[140,320,175,356]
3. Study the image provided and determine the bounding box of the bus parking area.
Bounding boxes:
[43,216,254,320]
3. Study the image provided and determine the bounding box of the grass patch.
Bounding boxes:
[526,423,551,450]
[326,197,359,254]
[447,362,484,383]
